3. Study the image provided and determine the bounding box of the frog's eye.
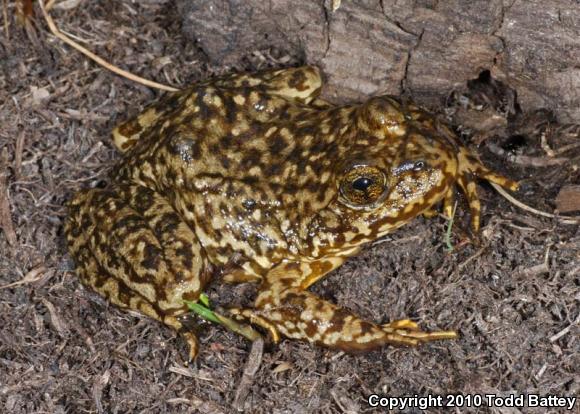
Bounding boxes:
[340,165,387,207]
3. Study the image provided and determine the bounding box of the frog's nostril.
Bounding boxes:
[242,199,257,210]
[413,161,426,171]
[393,160,425,174]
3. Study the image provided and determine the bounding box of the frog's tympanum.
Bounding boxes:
[65,66,518,359]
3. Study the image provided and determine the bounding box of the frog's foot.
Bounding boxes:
[381,319,458,346]
[456,147,519,232]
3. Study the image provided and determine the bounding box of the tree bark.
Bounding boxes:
[178,0,580,123]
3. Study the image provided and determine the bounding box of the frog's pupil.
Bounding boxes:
[352,177,373,191]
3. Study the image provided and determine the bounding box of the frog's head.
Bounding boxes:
[314,97,518,253]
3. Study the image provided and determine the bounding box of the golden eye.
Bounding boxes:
[340,165,387,207]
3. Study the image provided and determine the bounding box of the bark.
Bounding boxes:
[178,0,580,123]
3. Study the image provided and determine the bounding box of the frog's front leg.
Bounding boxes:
[229,261,457,352]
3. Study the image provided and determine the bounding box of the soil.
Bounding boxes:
[0,1,578,413]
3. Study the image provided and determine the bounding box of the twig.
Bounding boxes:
[0,148,17,246]
[91,369,110,414]
[540,130,556,157]
[457,247,486,271]
[14,130,24,181]
[41,297,70,337]
[486,142,568,167]
[38,0,178,92]
[534,363,548,380]
[2,0,9,40]
[0,265,49,289]
[490,182,580,225]
[549,313,580,343]
[233,337,264,411]
[554,141,580,155]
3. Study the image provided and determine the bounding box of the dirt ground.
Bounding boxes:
[1,1,578,413]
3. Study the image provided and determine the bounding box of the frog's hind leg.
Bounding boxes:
[65,184,208,360]
[229,261,457,352]
[112,88,191,153]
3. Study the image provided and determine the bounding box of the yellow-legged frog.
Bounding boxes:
[65,66,518,359]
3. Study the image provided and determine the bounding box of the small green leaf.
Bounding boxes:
[184,299,220,324]
[199,293,210,307]
[184,296,262,342]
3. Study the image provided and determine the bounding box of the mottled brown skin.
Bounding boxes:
[65,66,518,359]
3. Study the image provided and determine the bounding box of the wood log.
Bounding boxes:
[177,0,580,123]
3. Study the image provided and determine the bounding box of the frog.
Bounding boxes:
[65,66,518,359]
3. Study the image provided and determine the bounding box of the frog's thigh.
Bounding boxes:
[66,185,207,355]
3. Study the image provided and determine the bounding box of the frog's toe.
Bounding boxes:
[165,315,200,361]
[459,148,519,192]
[424,188,454,221]
[477,167,519,191]
[456,174,482,232]
[382,321,458,344]
[182,331,200,361]
[229,307,281,344]
[382,319,420,330]
[222,269,262,284]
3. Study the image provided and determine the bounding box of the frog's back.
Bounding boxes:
[120,79,318,176]
[108,67,355,269]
